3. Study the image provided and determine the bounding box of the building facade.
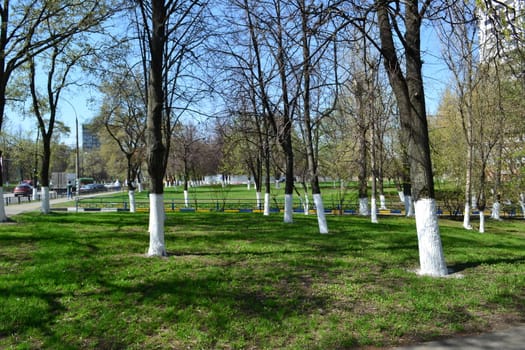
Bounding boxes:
[478,0,524,62]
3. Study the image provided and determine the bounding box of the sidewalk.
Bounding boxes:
[392,324,525,349]
[4,196,72,216]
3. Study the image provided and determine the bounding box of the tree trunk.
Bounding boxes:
[300,1,327,233]
[129,190,136,213]
[463,139,473,229]
[146,0,167,257]
[358,124,368,216]
[519,193,525,218]
[40,137,52,214]
[263,139,271,216]
[377,0,447,276]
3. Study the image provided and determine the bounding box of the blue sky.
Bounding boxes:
[9,16,451,147]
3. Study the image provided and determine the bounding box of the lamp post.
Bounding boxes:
[62,97,80,199]
[75,115,80,198]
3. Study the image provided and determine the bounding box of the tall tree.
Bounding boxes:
[375,0,448,276]
[97,68,147,212]
[437,0,478,230]
[0,0,112,221]
[135,0,207,256]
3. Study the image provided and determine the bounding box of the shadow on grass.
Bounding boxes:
[448,256,525,273]
[1,212,524,349]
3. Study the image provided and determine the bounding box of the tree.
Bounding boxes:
[375,0,448,276]
[243,0,297,223]
[0,0,115,220]
[437,0,479,230]
[97,67,147,212]
[134,0,207,256]
[170,122,205,207]
[27,39,87,213]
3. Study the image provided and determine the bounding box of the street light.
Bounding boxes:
[62,98,79,198]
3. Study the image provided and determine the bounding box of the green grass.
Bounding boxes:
[0,212,524,349]
[68,183,404,212]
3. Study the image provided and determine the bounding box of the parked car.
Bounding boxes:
[79,184,95,193]
[80,183,107,194]
[13,183,33,197]
[91,183,107,192]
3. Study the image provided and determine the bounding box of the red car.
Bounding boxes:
[13,183,33,197]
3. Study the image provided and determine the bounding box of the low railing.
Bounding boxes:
[65,197,524,218]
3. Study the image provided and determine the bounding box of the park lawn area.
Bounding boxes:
[69,182,402,211]
[0,212,523,349]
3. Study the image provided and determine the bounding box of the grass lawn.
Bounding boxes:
[0,212,524,349]
[69,183,405,212]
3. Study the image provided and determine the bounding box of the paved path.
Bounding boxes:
[393,324,525,349]
[4,196,71,216]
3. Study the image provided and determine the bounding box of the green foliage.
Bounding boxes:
[0,212,524,349]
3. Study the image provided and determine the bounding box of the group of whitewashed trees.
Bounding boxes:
[0,0,522,277]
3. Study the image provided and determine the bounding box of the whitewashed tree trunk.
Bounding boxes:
[405,195,414,217]
[398,191,405,202]
[147,193,166,256]
[32,187,38,200]
[519,193,525,218]
[184,190,189,208]
[275,180,280,189]
[490,201,501,220]
[313,194,328,234]
[414,199,448,276]
[263,193,270,216]
[379,194,387,210]
[0,186,7,222]
[371,196,378,224]
[471,195,477,209]
[359,197,369,216]
[129,190,136,213]
[479,210,485,233]
[137,182,143,192]
[284,194,293,223]
[256,191,262,209]
[0,188,6,221]
[247,180,251,190]
[40,187,50,214]
[304,194,309,215]
[463,203,472,229]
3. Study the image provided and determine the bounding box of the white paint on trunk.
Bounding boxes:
[379,195,387,210]
[405,195,414,217]
[491,201,501,220]
[0,187,6,221]
[138,182,143,192]
[129,190,136,213]
[313,194,329,234]
[284,194,293,223]
[147,193,166,256]
[184,190,189,208]
[32,187,38,199]
[371,197,378,224]
[247,180,251,190]
[463,203,472,230]
[304,194,309,215]
[414,199,448,277]
[471,195,477,209]
[359,197,369,216]
[275,180,280,189]
[263,193,270,216]
[41,187,50,214]
[519,193,525,218]
[479,210,485,233]
[256,191,262,209]
[398,191,405,202]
